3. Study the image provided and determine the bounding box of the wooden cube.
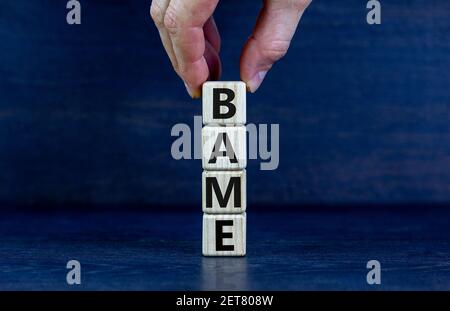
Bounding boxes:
[202,213,246,256]
[202,126,246,170]
[202,170,246,214]
[202,81,246,126]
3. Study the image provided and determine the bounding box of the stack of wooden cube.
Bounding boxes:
[202,81,247,256]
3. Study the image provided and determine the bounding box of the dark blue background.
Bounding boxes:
[1,0,449,209]
[1,0,450,291]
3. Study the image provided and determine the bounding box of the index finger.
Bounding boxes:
[164,0,220,98]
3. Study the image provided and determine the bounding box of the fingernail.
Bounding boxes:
[246,71,267,93]
[184,83,201,99]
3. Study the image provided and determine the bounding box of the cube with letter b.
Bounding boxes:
[202,81,247,257]
[202,81,246,126]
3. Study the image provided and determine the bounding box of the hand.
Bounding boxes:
[150,0,311,98]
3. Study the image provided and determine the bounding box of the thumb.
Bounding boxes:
[240,0,311,93]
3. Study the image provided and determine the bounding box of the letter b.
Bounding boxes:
[202,82,246,125]
[213,88,236,119]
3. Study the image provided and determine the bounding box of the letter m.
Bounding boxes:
[206,177,241,208]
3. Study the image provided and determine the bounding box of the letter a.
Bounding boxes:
[366,260,381,285]
[208,133,238,164]
[66,260,81,285]
[66,0,81,25]
[366,0,381,25]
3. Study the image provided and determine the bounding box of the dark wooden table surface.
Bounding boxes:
[1,209,449,290]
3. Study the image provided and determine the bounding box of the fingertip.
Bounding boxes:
[179,57,209,99]
[244,70,267,93]
[240,38,267,93]
[239,37,261,80]
[184,83,202,99]
[192,88,202,99]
